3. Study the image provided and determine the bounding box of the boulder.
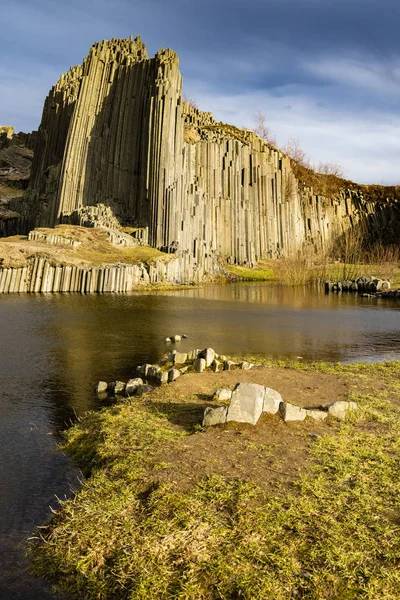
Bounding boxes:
[96,381,108,394]
[173,334,182,342]
[263,387,282,414]
[187,349,198,360]
[306,409,327,421]
[168,368,181,382]
[113,381,126,395]
[194,358,206,373]
[224,360,236,371]
[212,359,222,372]
[125,377,144,395]
[279,402,307,422]
[136,384,153,396]
[156,371,169,384]
[147,366,161,378]
[239,361,253,370]
[180,366,189,374]
[140,364,152,377]
[168,350,177,362]
[213,388,232,402]
[199,348,215,367]
[165,337,172,343]
[173,352,187,365]
[327,400,357,421]
[202,405,228,428]
[226,383,265,425]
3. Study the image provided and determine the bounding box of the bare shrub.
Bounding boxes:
[316,162,344,178]
[283,138,309,167]
[182,95,198,110]
[253,109,276,145]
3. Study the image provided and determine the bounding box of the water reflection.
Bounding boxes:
[0,284,400,598]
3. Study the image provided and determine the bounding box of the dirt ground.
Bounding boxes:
[136,366,390,493]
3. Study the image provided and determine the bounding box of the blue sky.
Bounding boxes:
[1,0,400,184]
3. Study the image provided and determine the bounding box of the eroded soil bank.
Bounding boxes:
[31,360,400,600]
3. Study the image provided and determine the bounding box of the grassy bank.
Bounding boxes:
[30,360,400,599]
[226,258,400,287]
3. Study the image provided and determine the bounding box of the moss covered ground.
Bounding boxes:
[30,360,400,599]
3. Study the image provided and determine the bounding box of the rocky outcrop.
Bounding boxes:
[0,254,202,294]
[17,36,400,280]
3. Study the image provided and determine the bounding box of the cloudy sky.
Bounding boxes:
[1,0,400,184]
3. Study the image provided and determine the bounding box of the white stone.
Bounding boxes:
[306,409,327,421]
[279,402,307,422]
[194,358,206,372]
[173,352,187,365]
[173,335,182,342]
[113,381,126,395]
[200,348,215,367]
[214,388,232,402]
[212,359,222,372]
[224,360,236,371]
[240,361,253,370]
[203,405,228,427]
[168,368,181,382]
[156,371,169,384]
[96,381,108,393]
[125,378,143,395]
[226,383,265,425]
[328,400,357,421]
[263,388,282,414]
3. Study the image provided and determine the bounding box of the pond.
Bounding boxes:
[1,283,400,598]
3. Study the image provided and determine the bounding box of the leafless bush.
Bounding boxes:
[283,138,309,167]
[316,161,344,178]
[182,95,199,110]
[253,109,276,145]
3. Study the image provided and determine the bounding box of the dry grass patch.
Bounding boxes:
[0,225,170,268]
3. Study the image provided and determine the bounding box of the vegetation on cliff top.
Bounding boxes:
[30,360,400,599]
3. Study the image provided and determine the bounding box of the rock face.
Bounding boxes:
[19,35,400,282]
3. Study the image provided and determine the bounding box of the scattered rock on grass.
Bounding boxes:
[327,400,358,421]
[168,368,181,382]
[199,348,215,367]
[239,361,253,370]
[202,405,228,427]
[226,383,265,425]
[224,360,236,371]
[173,352,187,365]
[263,387,282,414]
[156,371,169,384]
[213,388,232,402]
[194,358,206,373]
[279,402,307,422]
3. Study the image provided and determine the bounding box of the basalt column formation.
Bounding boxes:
[26,37,184,240]
[24,36,398,279]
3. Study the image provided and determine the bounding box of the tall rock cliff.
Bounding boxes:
[24,36,400,275]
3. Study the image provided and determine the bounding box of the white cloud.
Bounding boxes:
[186,86,400,185]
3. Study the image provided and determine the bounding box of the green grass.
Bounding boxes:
[226,263,275,281]
[30,361,400,599]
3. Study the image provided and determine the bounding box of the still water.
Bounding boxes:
[1,283,400,598]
